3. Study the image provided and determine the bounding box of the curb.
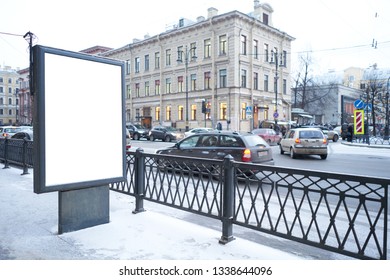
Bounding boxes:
[341,141,390,149]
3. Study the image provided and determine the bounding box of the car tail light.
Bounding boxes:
[295,138,301,144]
[242,148,251,162]
[322,138,327,144]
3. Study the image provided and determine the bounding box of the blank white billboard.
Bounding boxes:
[33,45,126,193]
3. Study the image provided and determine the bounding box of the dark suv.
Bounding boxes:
[126,123,149,140]
[149,126,184,142]
[156,131,274,165]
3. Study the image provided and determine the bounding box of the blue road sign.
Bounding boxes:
[354,99,364,109]
[365,103,372,111]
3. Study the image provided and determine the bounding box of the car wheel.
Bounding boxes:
[333,135,339,142]
[133,133,140,140]
[149,135,154,141]
[320,154,327,160]
[280,145,285,154]
[290,148,297,159]
[164,135,171,142]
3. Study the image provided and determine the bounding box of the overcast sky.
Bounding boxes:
[1,0,390,74]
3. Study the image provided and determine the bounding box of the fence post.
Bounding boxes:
[3,138,10,169]
[132,148,145,214]
[21,138,29,175]
[219,154,235,244]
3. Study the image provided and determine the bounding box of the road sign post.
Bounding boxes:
[354,110,364,135]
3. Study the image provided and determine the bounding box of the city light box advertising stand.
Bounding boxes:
[32,45,126,233]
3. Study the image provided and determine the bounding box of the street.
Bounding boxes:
[130,140,390,179]
[129,139,390,259]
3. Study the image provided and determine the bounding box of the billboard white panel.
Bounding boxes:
[33,45,126,193]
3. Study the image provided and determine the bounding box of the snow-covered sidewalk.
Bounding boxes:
[0,166,303,260]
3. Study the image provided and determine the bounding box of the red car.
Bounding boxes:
[252,128,282,145]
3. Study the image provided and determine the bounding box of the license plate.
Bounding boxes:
[258,151,268,157]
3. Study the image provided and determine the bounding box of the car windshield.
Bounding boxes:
[165,127,177,131]
[134,124,146,129]
[243,135,268,147]
[299,130,323,139]
[5,127,21,133]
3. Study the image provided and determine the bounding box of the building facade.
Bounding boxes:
[103,3,295,131]
[0,66,20,125]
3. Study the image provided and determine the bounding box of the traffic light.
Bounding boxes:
[202,100,207,113]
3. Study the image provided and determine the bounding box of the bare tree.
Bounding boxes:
[292,53,338,119]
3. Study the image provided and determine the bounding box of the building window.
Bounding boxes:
[135,83,140,97]
[254,72,259,90]
[220,103,227,120]
[155,52,160,69]
[204,72,211,89]
[264,43,269,62]
[166,106,171,121]
[126,60,131,75]
[155,80,160,95]
[178,105,184,121]
[145,81,150,96]
[282,50,287,67]
[126,85,131,98]
[264,74,269,92]
[135,57,140,73]
[263,13,269,25]
[204,39,211,58]
[219,69,227,88]
[219,35,227,55]
[283,79,287,95]
[8,98,12,105]
[191,104,197,120]
[253,39,259,59]
[240,35,247,55]
[155,107,160,121]
[178,76,184,92]
[190,42,197,59]
[165,49,171,66]
[165,78,172,94]
[241,69,247,88]
[241,102,247,120]
[144,55,149,71]
[190,74,196,91]
[177,46,183,62]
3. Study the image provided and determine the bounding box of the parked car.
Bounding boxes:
[280,128,328,159]
[11,131,34,141]
[251,128,282,145]
[149,126,185,142]
[125,128,131,150]
[156,131,274,165]
[301,125,339,142]
[184,127,215,137]
[126,123,149,140]
[0,126,22,139]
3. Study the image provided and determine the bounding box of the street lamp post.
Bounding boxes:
[271,48,280,133]
[177,45,197,132]
[385,77,390,140]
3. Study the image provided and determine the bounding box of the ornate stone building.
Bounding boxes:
[103,2,295,131]
[0,66,20,125]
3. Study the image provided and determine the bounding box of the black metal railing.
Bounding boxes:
[2,140,387,259]
[110,148,389,260]
[0,138,33,174]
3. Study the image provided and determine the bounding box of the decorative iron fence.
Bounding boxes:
[0,138,33,174]
[110,148,389,260]
[1,140,388,259]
